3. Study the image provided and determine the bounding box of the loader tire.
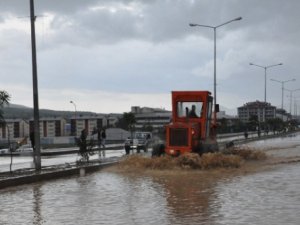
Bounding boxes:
[152,144,165,157]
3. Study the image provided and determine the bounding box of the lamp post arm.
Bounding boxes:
[189,23,214,29]
[249,63,266,69]
[216,17,242,28]
[271,79,295,85]
[270,78,282,84]
[266,63,283,69]
[190,17,242,29]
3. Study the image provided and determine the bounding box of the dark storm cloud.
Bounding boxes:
[1,0,299,113]
[2,0,299,46]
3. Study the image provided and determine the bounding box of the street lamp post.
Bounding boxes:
[30,0,41,171]
[270,78,295,111]
[285,88,300,115]
[249,63,283,103]
[70,100,77,118]
[189,17,242,123]
[70,100,77,135]
[294,97,300,116]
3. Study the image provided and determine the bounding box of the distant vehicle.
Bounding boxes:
[0,148,10,154]
[16,144,33,156]
[124,131,152,154]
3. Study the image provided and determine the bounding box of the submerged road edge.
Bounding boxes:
[0,160,119,190]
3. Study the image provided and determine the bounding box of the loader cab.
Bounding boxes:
[177,102,203,119]
[172,91,214,140]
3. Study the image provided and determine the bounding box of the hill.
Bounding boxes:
[2,104,101,120]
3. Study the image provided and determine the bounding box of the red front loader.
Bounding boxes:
[152,91,219,156]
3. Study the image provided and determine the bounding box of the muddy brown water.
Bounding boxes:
[1,133,300,225]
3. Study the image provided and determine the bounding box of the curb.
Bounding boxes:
[0,160,119,190]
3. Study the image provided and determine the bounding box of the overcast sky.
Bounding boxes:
[0,0,299,115]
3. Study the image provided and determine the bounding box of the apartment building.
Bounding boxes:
[70,115,107,137]
[29,117,66,137]
[238,101,276,122]
[0,119,29,140]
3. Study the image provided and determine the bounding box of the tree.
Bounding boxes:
[217,117,229,133]
[142,123,153,132]
[266,118,284,134]
[75,129,95,163]
[0,90,10,121]
[0,90,12,172]
[116,112,136,130]
[233,119,247,132]
[248,115,259,131]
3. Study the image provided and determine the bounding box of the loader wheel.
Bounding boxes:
[203,143,219,153]
[192,143,204,155]
[152,144,165,157]
[225,141,234,148]
[195,143,219,155]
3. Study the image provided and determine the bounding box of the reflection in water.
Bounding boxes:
[150,172,231,225]
[2,133,300,224]
[213,164,300,225]
[0,164,300,224]
[158,174,211,224]
[33,185,43,225]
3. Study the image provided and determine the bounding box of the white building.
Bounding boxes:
[238,101,276,122]
[131,106,171,130]
[69,114,120,137]
[275,109,290,122]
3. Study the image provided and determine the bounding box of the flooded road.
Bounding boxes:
[0,149,124,173]
[1,133,300,225]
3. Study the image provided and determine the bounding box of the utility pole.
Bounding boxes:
[30,0,41,170]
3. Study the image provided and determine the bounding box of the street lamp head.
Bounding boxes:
[189,23,197,27]
[235,17,242,21]
[249,63,253,65]
[70,100,73,103]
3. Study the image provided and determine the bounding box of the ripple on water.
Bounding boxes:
[1,162,300,225]
[213,163,300,225]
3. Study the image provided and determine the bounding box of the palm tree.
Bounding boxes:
[0,90,10,106]
[0,90,10,121]
[0,91,12,172]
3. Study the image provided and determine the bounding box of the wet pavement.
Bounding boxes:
[0,149,124,173]
[0,132,300,225]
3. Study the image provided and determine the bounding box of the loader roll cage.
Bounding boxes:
[177,101,203,118]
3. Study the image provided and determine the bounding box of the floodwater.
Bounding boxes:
[0,149,123,173]
[1,133,300,225]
